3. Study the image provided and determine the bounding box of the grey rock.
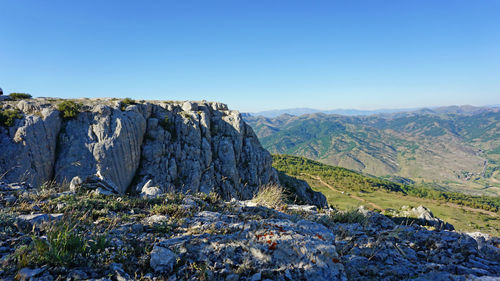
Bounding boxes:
[55,105,147,194]
[4,194,16,204]
[69,173,118,195]
[140,179,163,198]
[182,101,198,112]
[68,269,89,280]
[16,267,46,280]
[17,213,63,226]
[110,263,133,281]
[150,245,177,273]
[251,272,262,281]
[69,176,82,192]
[387,205,454,230]
[143,215,169,225]
[133,101,279,200]
[0,108,61,187]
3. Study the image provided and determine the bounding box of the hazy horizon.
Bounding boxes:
[1,0,499,112]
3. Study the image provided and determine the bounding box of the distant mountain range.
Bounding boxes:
[244,105,500,196]
[249,105,500,118]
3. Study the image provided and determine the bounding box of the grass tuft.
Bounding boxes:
[13,217,108,268]
[330,209,368,225]
[252,185,286,209]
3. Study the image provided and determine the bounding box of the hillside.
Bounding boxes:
[245,106,500,196]
[273,154,500,236]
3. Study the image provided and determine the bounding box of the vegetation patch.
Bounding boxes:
[120,98,136,110]
[14,217,108,268]
[0,109,22,127]
[57,100,82,119]
[330,209,368,225]
[159,116,174,132]
[9,93,32,100]
[273,154,500,213]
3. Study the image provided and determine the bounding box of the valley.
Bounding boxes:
[273,154,500,236]
[246,106,500,196]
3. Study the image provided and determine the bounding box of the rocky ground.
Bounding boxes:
[1,181,500,281]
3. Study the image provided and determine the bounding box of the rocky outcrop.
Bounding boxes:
[384,205,455,230]
[54,104,147,193]
[0,98,315,202]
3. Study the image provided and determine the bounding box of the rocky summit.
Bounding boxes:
[1,98,500,280]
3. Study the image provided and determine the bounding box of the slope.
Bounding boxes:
[273,154,500,235]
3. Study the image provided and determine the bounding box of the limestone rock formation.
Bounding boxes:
[0,98,320,203]
[0,106,61,187]
[54,104,147,194]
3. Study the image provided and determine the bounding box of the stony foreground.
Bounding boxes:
[1,183,500,280]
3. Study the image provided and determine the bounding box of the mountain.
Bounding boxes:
[245,106,500,196]
[249,105,500,118]
[250,107,423,118]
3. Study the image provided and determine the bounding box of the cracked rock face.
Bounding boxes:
[0,108,61,187]
[0,98,283,201]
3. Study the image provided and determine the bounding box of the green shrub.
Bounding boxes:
[57,100,81,119]
[9,93,32,100]
[252,185,286,209]
[0,109,22,127]
[120,98,136,110]
[159,116,173,131]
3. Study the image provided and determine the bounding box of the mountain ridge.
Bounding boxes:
[245,106,500,196]
[249,104,500,118]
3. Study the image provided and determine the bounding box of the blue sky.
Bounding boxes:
[1,1,499,112]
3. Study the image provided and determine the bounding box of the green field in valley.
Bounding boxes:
[274,154,500,236]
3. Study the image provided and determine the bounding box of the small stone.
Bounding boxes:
[69,176,82,192]
[150,245,177,273]
[4,194,16,204]
[16,267,46,280]
[68,269,88,280]
[250,272,262,281]
[144,215,169,225]
[226,274,240,281]
[17,213,63,226]
[141,180,163,198]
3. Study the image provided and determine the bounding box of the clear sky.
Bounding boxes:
[1,1,499,112]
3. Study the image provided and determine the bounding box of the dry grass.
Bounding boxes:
[252,185,286,209]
